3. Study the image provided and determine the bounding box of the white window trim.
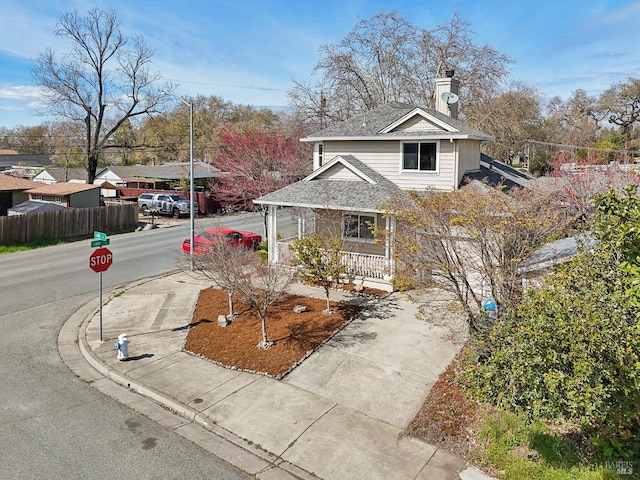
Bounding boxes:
[343,212,377,242]
[399,140,440,174]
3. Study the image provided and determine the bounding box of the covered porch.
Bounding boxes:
[265,205,395,292]
[253,155,404,292]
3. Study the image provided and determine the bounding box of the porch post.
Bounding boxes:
[385,215,395,279]
[268,205,278,263]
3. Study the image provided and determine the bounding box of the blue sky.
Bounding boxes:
[1,0,639,128]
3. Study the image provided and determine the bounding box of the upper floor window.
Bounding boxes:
[402,142,437,171]
[344,213,375,241]
[318,143,324,166]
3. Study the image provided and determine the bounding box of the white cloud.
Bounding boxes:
[0,85,45,100]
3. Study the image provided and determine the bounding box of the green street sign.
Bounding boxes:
[94,231,107,241]
[91,239,110,247]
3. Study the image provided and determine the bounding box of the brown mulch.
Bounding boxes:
[184,287,363,378]
[406,360,489,461]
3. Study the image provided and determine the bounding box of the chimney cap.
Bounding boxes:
[445,69,455,78]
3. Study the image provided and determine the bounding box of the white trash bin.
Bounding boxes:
[115,333,129,361]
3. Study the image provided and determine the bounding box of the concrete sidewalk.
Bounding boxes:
[59,272,495,480]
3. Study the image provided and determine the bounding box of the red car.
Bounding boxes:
[182,227,262,254]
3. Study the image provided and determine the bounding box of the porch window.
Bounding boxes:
[402,142,437,171]
[344,213,375,240]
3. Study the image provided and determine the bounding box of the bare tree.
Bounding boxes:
[180,229,295,349]
[287,11,512,125]
[597,77,640,138]
[466,82,544,164]
[180,231,258,318]
[233,259,295,349]
[382,182,567,334]
[32,7,174,183]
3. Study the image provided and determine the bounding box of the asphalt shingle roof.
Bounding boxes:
[9,200,67,214]
[0,175,41,192]
[461,154,533,190]
[26,182,100,195]
[303,102,493,141]
[518,233,597,273]
[107,162,223,181]
[255,155,402,212]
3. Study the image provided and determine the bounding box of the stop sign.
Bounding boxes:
[90,247,113,273]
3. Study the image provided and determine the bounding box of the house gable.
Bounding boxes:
[315,163,365,181]
[380,109,459,134]
[307,155,376,184]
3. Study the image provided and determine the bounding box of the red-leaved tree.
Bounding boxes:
[550,155,640,222]
[211,124,312,233]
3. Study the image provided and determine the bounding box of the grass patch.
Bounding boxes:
[479,411,615,479]
[0,227,136,254]
[0,238,68,253]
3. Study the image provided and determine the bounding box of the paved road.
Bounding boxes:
[0,212,293,479]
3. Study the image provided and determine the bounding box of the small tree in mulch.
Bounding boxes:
[233,259,295,349]
[181,229,295,349]
[181,229,257,318]
[290,233,346,315]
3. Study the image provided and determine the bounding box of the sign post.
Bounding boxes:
[90,234,113,341]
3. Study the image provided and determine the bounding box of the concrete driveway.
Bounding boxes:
[75,274,491,480]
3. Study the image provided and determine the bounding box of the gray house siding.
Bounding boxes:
[457,140,482,185]
[322,139,458,192]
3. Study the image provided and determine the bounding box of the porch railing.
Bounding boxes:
[276,240,388,280]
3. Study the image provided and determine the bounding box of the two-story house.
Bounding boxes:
[254,75,525,291]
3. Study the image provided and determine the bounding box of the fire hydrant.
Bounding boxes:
[114,333,129,361]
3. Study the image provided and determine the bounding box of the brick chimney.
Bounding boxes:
[434,70,460,119]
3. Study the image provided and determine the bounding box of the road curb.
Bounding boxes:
[59,289,319,480]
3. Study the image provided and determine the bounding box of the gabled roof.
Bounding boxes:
[0,175,42,192]
[106,162,223,181]
[8,200,67,215]
[34,167,89,183]
[303,102,493,142]
[26,182,100,196]
[254,155,402,213]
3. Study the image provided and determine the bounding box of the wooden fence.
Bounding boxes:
[0,203,139,244]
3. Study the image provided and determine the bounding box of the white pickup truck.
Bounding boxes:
[137,192,197,218]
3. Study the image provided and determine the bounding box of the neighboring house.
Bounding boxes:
[32,167,119,199]
[518,233,597,291]
[0,152,52,175]
[25,182,101,208]
[0,175,43,216]
[107,162,224,192]
[8,199,67,216]
[33,167,91,184]
[33,162,225,213]
[110,162,226,214]
[254,74,530,290]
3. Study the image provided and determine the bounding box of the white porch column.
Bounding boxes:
[385,215,395,280]
[267,205,278,263]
